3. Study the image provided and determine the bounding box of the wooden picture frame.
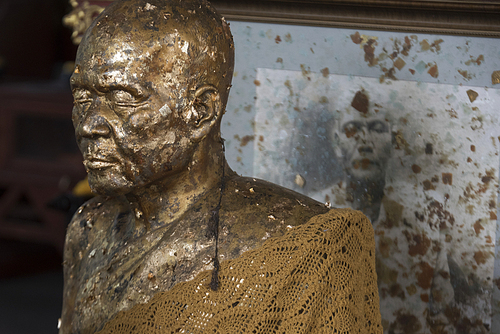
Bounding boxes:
[211,0,500,37]
[74,0,500,38]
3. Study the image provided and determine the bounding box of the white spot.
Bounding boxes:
[110,50,129,63]
[294,174,305,188]
[166,131,176,144]
[159,104,171,117]
[144,3,156,10]
[181,41,189,54]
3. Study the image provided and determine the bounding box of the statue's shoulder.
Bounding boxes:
[65,195,131,253]
[218,174,329,259]
[223,174,328,221]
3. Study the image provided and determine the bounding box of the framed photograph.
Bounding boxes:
[211,3,500,333]
[252,68,499,333]
[67,0,500,332]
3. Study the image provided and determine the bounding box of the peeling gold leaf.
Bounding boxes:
[467,89,478,102]
[394,57,406,71]
[420,39,430,51]
[492,70,500,85]
[427,64,438,78]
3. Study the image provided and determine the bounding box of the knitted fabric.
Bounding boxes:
[98,208,382,333]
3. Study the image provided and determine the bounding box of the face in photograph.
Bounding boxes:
[332,90,392,183]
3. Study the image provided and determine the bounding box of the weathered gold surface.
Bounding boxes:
[60,1,328,333]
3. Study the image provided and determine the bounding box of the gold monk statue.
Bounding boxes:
[60,0,381,333]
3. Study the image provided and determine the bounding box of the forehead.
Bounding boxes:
[71,40,193,95]
[72,40,150,86]
[71,9,191,89]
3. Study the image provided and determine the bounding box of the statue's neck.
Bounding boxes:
[125,141,227,231]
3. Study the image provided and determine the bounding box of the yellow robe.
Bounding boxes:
[98,209,382,333]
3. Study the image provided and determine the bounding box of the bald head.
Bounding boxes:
[70,0,235,195]
[75,0,234,109]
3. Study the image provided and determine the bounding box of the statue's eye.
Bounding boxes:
[109,90,143,106]
[72,89,92,125]
[73,89,93,110]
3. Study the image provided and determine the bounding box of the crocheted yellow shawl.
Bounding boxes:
[98,208,382,333]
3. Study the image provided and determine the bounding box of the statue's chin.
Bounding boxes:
[88,172,134,197]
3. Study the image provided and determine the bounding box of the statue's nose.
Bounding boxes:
[79,105,112,139]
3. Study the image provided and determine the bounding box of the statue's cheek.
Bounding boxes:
[128,108,163,129]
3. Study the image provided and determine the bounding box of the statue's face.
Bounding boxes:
[71,39,195,195]
[334,110,392,181]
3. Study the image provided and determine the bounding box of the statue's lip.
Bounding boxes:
[84,157,117,169]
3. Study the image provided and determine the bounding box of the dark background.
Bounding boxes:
[0,0,82,333]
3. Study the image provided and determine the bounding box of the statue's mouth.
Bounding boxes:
[84,157,117,169]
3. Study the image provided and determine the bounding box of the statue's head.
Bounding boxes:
[331,89,392,182]
[70,0,234,195]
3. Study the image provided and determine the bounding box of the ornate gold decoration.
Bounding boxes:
[63,0,104,45]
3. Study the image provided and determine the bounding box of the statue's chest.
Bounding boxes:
[73,223,217,333]
[70,205,288,333]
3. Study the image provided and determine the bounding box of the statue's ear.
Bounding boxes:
[187,85,221,142]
